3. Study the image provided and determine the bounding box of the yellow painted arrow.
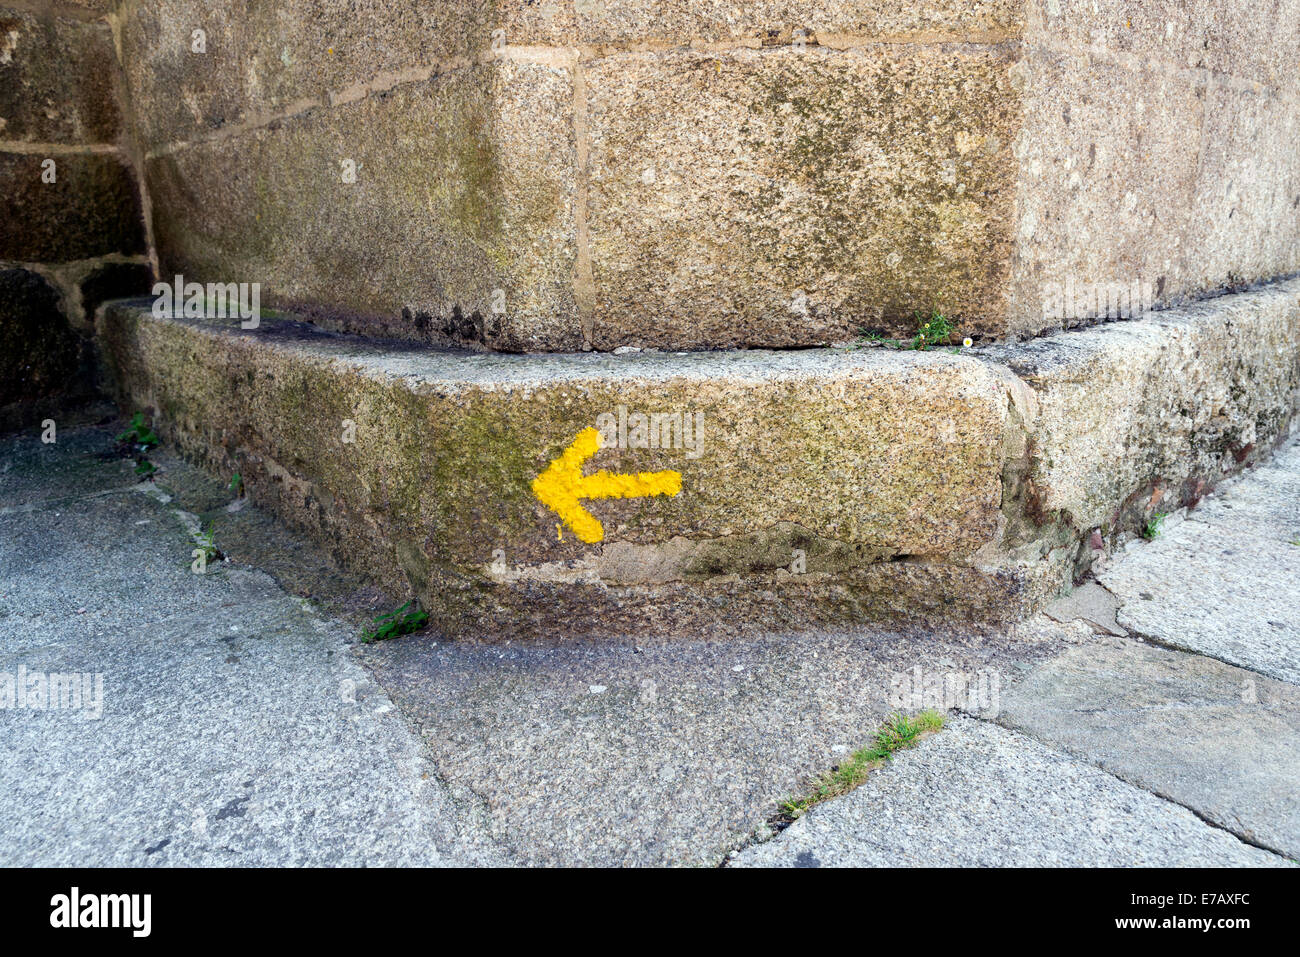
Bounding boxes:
[532,427,682,544]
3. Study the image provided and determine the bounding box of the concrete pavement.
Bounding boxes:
[2,422,1296,866]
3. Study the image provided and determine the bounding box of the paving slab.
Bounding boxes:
[732,718,1285,868]
[0,441,502,867]
[1042,581,1126,637]
[0,487,293,656]
[361,619,1075,866]
[0,424,131,510]
[1185,439,1300,537]
[1099,438,1300,684]
[997,638,1300,859]
[7,421,1297,867]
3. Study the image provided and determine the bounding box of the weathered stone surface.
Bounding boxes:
[1185,83,1300,292]
[0,425,1082,867]
[145,60,578,351]
[1099,438,1300,684]
[116,0,1026,154]
[1107,524,1300,684]
[0,7,121,145]
[0,266,92,429]
[584,45,1022,348]
[986,277,1300,540]
[54,0,114,12]
[1026,0,1300,91]
[1005,47,1203,334]
[0,438,501,866]
[0,152,146,261]
[95,277,1300,636]
[115,0,1300,349]
[733,718,1283,867]
[98,301,1047,637]
[1001,3,1300,328]
[998,638,1300,858]
[117,0,494,153]
[1042,580,1125,635]
[361,616,1069,866]
[549,0,1024,45]
[77,259,153,324]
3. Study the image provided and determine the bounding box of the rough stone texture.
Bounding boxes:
[145,60,580,351]
[1008,1,1300,327]
[1042,580,1125,636]
[998,638,1300,859]
[1100,438,1300,684]
[562,0,1024,45]
[77,259,152,324]
[117,0,489,153]
[1185,82,1300,293]
[733,718,1284,867]
[0,428,503,867]
[1025,0,1300,91]
[95,277,1300,637]
[115,0,1025,154]
[0,7,121,145]
[361,615,1072,866]
[98,301,1052,638]
[112,0,1300,350]
[5,422,1298,868]
[1005,47,1203,334]
[109,0,1300,351]
[0,7,147,432]
[0,423,1083,868]
[585,45,1021,348]
[0,267,96,430]
[0,152,146,262]
[986,278,1300,544]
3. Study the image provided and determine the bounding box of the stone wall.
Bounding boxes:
[113,0,1300,351]
[0,0,151,430]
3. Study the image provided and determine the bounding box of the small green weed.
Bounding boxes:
[777,710,945,821]
[855,312,959,352]
[117,411,159,450]
[910,311,955,351]
[119,412,160,481]
[196,522,222,563]
[228,472,244,496]
[362,601,430,644]
[1141,512,1168,540]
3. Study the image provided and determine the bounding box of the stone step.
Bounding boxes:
[120,0,1300,350]
[96,278,1300,639]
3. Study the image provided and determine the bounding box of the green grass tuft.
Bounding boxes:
[777,710,945,821]
[119,412,160,481]
[910,311,955,351]
[196,521,221,563]
[854,311,958,352]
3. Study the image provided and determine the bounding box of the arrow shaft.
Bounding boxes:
[577,470,682,501]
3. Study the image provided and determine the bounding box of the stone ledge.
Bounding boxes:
[96,278,1300,638]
